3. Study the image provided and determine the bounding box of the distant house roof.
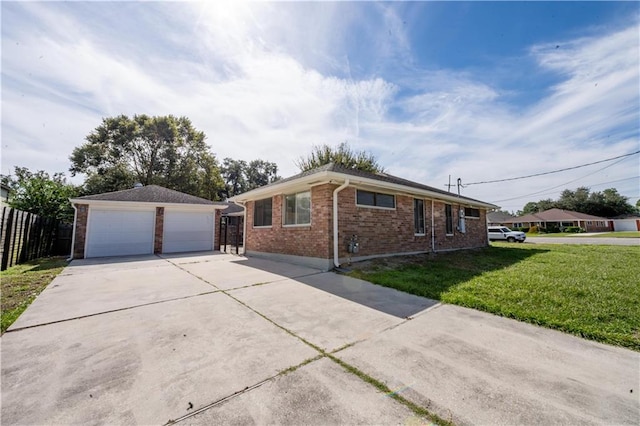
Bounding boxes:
[230,163,497,209]
[221,202,245,216]
[487,211,515,223]
[71,185,227,207]
[509,208,610,223]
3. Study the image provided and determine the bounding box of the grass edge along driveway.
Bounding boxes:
[1,257,68,333]
[348,244,640,351]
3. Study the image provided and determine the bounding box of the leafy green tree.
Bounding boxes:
[70,114,225,199]
[295,142,384,173]
[519,187,634,218]
[220,158,280,198]
[246,160,280,190]
[221,158,247,198]
[557,187,590,212]
[1,167,78,221]
[519,199,556,215]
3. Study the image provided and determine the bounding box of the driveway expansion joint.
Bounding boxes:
[5,290,221,333]
[165,355,326,425]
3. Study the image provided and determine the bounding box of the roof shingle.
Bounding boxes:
[239,162,493,207]
[74,185,224,205]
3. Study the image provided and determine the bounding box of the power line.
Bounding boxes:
[465,150,640,186]
[491,176,639,203]
[490,156,634,203]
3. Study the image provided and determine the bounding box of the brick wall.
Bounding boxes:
[73,204,89,259]
[337,190,488,258]
[245,184,489,264]
[154,207,164,254]
[245,184,333,259]
[431,201,488,251]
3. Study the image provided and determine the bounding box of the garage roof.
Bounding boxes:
[72,185,226,205]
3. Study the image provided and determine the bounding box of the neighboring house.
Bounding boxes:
[504,208,613,232]
[229,163,497,271]
[69,185,228,259]
[610,214,640,232]
[1,183,10,206]
[487,211,516,226]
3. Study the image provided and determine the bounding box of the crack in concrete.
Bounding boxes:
[165,355,326,425]
[5,289,222,333]
[162,259,442,424]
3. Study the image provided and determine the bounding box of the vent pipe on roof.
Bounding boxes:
[133,182,143,188]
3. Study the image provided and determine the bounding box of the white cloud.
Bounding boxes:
[1,3,638,211]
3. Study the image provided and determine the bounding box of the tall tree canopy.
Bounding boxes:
[295,142,384,173]
[70,114,224,199]
[220,158,280,198]
[1,167,78,221]
[518,186,636,217]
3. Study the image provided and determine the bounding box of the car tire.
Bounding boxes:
[507,237,515,243]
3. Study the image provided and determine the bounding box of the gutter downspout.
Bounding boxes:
[333,179,350,268]
[67,203,78,261]
[431,199,435,253]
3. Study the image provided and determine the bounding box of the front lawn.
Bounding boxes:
[348,244,640,350]
[589,231,640,238]
[1,257,68,333]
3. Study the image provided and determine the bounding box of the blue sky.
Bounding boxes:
[2,1,638,212]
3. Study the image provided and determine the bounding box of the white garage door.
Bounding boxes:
[86,209,155,258]
[614,220,637,232]
[163,211,214,253]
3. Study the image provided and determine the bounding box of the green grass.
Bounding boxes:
[1,257,68,333]
[348,244,640,350]
[588,231,640,238]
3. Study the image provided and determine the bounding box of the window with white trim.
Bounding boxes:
[464,207,480,218]
[284,191,311,225]
[356,190,395,208]
[414,199,425,235]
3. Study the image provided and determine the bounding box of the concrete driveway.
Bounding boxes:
[2,253,638,425]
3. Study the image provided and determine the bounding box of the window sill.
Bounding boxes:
[356,204,396,211]
[283,224,311,228]
[253,225,272,229]
[414,233,426,237]
[445,233,454,237]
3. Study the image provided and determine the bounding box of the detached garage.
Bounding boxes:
[70,185,227,259]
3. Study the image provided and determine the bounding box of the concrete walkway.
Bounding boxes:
[2,253,638,425]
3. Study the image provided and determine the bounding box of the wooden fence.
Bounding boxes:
[0,207,72,271]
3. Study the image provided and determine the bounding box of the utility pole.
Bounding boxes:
[446,175,452,192]
[457,178,462,197]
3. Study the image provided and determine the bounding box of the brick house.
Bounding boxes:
[69,185,228,259]
[504,208,613,232]
[229,163,497,270]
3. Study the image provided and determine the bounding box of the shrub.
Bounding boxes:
[546,224,560,233]
[563,226,585,233]
[529,225,539,234]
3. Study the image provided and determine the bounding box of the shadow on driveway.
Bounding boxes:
[295,272,437,318]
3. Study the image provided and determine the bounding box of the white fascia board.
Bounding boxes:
[229,170,498,209]
[69,199,226,211]
[229,172,334,202]
[331,173,497,209]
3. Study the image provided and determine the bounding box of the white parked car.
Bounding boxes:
[488,226,526,243]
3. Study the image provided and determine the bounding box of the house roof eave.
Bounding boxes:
[230,170,498,209]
